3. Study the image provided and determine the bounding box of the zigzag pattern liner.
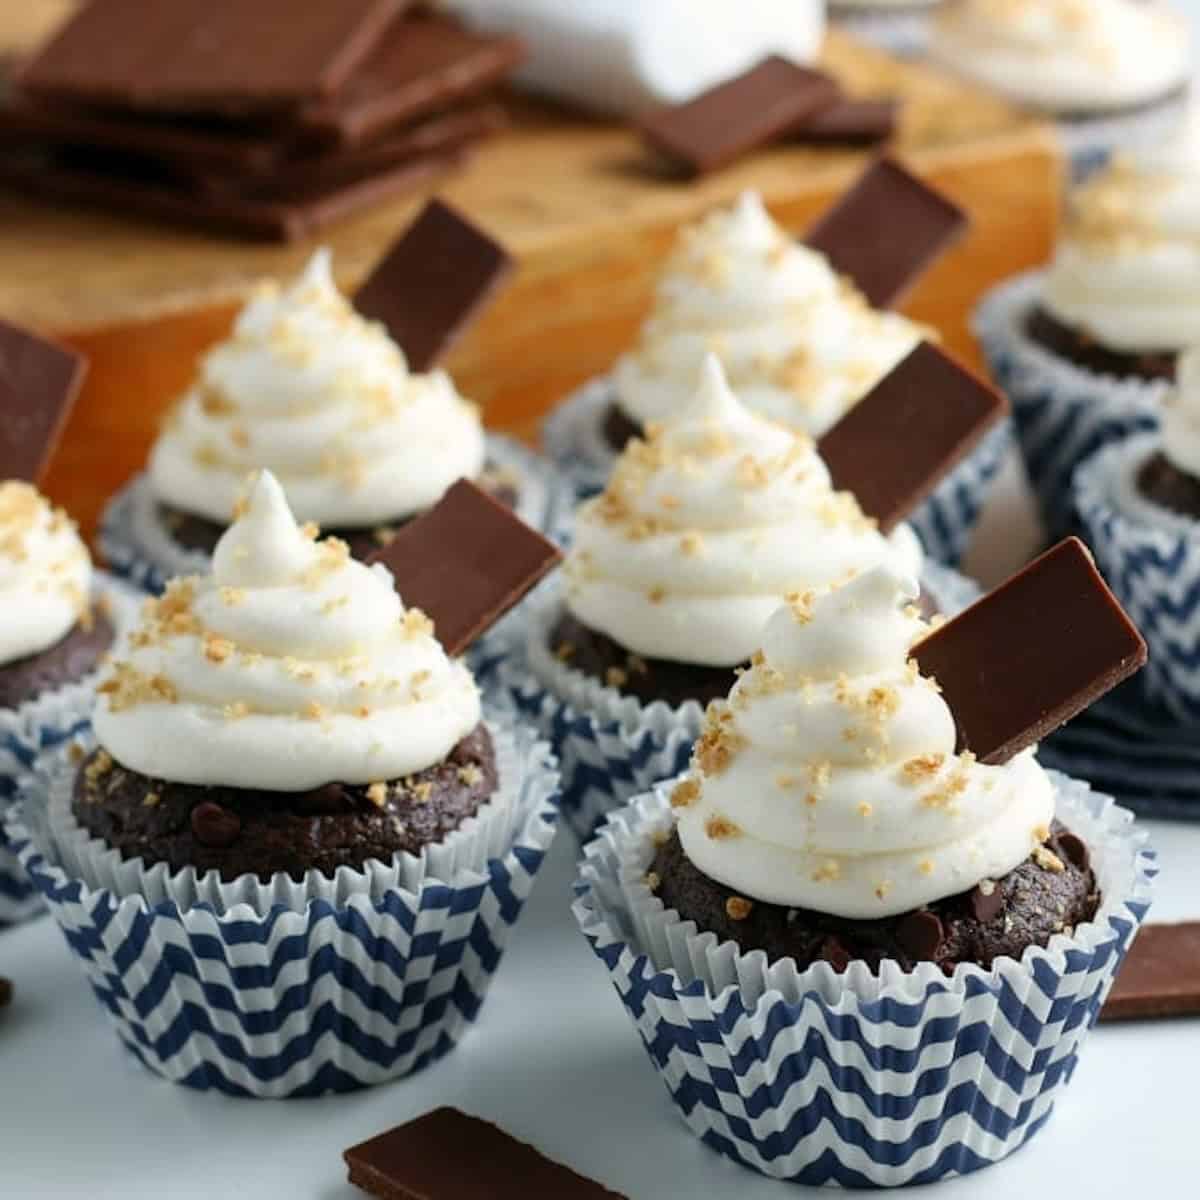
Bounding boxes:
[974,272,1164,543]
[4,733,561,1097]
[541,377,1011,566]
[573,782,1154,1187]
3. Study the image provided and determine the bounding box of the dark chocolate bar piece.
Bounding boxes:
[18,0,403,114]
[805,155,968,308]
[912,538,1147,765]
[370,480,562,657]
[817,342,1008,534]
[0,316,86,483]
[792,97,899,145]
[637,56,839,176]
[354,197,513,371]
[1101,923,1200,1021]
[0,144,460,243]
[296,14,525,148]
[344,1108,625,1199]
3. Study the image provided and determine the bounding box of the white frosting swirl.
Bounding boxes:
[0,482,92,667]
[930,0,1190,115]
[612,192,925,438]
[94,471,481,791]
[149,249,486,528]
[1042,108,1200,353]
[564,357,922,667]
[675,567,1056,918]
[1162,346,1200,478]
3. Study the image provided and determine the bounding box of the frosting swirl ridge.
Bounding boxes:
[564,356,922,667]
[149,249,486,527]
[675,567,1056,918]
[94,471,481,790]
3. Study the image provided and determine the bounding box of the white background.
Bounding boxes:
[4,4,1200,1196]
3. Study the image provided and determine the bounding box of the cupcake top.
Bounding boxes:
[672,567,1055,918]
[612,192,925,438]
[0,481,92,668]
[930,0,1190,115]
[149,249,486,529]
[1042,110,1200,354]
[564,357,922,669]
[94,471,481,791]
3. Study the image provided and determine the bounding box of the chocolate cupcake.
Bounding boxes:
[545,190,1008,564]
[101,249,557,589]
[6,470,560,1093]
[574,567,1153,1185]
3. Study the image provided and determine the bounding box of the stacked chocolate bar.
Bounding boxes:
[0,0,523,241]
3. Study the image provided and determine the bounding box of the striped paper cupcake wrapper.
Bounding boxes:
[974,271,1166,543]
[99,434,570,594]
[1074,432,1200,724]
[541,375,1010,566]
[3,717,561,1097]
[0,572,142,926]
[494,564,978,846]
[574,776,1153,1188]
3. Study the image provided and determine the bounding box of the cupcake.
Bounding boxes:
[0,480,137,924]
[828,1,943,57]
[575,567,1153,1186]
[929,0,1191,162]
[1075,347,1200,722]
[101,249,559,591]
[973,112,1200,539]
[545,191,1009,564]
[512,354,974,842]
[5,470,559,1094]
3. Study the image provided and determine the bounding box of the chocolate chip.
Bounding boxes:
[818,936,851,973]
[1055,832,1090,873]
[0,977,11,1008]
[190,802,241,848]
[896,911,945,961]
[969,882,1004,923]
[294,783,345,815]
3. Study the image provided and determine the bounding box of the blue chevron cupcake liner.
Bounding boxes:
[1075,432,1200,724]
[0,573,142,926]
[541,375,1010,566]
[494,564,978,846]
[975,271,1166,543]
[574,777,1153,1188]
[99,435,570,594]
[4,719,560,1097]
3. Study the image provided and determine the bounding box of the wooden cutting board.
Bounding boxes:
[0,2,1062,542]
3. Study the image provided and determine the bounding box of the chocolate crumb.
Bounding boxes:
[190,802,242,849]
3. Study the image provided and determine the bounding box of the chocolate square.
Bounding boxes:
[0,316,86,483]
[354,197,513,371]
[804,155,969,308]
[1101,923,1200,1022]
[369,479,562,657]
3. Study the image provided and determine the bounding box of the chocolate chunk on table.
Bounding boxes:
[792,97,899,145]
[355,197,513,371]
[18,0,403,115]
[345,1107,626,1199]
[637,56,839,176]
[370,479,562,657]
[913,538,1147,765]
[295,14,525,148]
[805,155,968,308]
[1101,923,1200,1021]
[817,341,1007,534]
[0,315,87,483]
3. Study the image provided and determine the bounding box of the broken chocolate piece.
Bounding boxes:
[637,56,839,177]
[792,97,899,145]
[1101,923,1200,1022]
[896,910,944,960]
[370,480,562,657]
[817,342,1008,534]
[912,538,1148,765]
[354,197,513,371]
[804,156,969,308]
[345,1107,626,1199]
[969,883,1003,924]
[0,316,86,484]
[18,0,403,115]
[296,14,525,148]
